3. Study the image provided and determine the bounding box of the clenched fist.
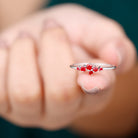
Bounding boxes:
[0,4,136,135]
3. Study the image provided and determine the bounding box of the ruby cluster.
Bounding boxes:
[76,64,103,75]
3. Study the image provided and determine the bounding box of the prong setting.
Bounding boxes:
[70,63,116,75]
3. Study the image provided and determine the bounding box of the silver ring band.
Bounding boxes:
[70,63,116,75]
[70,63,116,70]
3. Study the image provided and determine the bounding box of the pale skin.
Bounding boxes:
[0,1,138,137]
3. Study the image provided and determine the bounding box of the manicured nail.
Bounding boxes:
[0,40,8,48]
[43,19,61,29]
[81,87,100,94]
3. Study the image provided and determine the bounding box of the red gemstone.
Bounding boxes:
[93,67,98,72]
[99,67,103,71]
[77,67,80,70]
[89,71,93,75]
[81,66,86,71]
[86,64,92,70]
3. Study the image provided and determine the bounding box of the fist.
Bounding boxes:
[0,4,136,130]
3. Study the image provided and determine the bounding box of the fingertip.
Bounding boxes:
[77,70,116,94]
[99,37,137,74]
[8,31,42,118]
[17,31,34,40]
[41,19,63,38]
[43,19,62,30]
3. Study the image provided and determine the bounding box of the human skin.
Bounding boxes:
[71,66,138,136]
[0,0,47,29]
[0,4,137,137]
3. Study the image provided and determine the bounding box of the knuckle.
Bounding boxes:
[12,86,41,104]
[43,26,67,42]
[50,3,83,13]
[106,19,125,35]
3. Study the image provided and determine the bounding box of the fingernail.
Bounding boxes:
[115,45,125,66]
[116,49,122,66]
[0,39,8,48]
[43,19,61,29]
[17,31,32,39]
[81,87,100,94]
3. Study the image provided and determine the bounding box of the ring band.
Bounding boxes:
[70,63,116,75]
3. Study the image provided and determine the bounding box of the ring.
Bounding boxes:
[70,63,116,75]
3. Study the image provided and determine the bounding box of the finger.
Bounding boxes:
[0,5,136,74]
[77,60,116,114]
[41,5,136,73]
[78,11,137,73]
[39,21,82,130]
[8,34,42,124]
[0,41,9,114]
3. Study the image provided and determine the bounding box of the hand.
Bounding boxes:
[0,4,136,130]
